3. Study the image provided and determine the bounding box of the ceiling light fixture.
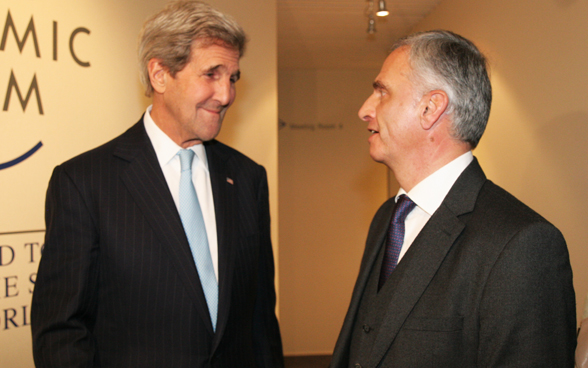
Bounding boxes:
[365,0,389,34]
[376,0,389,17]
[367,14,376,34]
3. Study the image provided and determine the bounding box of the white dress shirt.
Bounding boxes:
[143,106,219,280]
[395,151,474,262]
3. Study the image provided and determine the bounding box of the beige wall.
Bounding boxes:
[0,0,277,366]
[278,68,388,354]
[414,0,588,324]
[277,0,588,355]
[212,0,278,259]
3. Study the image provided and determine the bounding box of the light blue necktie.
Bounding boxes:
[178,149,218,330]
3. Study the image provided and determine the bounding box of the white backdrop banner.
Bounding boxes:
[1,1,277,366]
[0,1,163,366]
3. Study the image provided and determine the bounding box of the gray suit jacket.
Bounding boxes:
[330,159,576,368]
[32,119,284,368]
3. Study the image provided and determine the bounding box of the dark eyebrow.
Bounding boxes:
[373,80,386,91]
[206,65,222,73]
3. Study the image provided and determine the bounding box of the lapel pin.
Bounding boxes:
[226,177,234,185]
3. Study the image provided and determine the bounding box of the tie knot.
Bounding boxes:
[179,149,196,172]
[393,194,416,223]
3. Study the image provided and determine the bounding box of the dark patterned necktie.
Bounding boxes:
[378,194,416,290]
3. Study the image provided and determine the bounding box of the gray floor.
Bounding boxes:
[284,355,331,368]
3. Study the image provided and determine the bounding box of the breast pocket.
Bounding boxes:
[403,316,464,332]
[391,316,465,368]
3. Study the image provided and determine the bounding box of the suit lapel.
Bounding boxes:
[368,207,465,366]
[113,120,215,334]
[368,159,487,367]
[205,141,238,350]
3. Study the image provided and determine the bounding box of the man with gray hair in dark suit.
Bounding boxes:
[31,2,283,367]
[330,30,576,367]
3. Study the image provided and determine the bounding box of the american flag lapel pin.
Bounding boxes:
[226,177,234,185]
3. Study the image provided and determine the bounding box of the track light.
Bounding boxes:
[367,14,376,34]
[376,0,389,17]
[365,0,389,34]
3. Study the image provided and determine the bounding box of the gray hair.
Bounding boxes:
[138,1,247,97]
[392,30,491,148]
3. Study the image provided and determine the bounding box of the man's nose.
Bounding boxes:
[215,78,233,106]
[358,94,376,121]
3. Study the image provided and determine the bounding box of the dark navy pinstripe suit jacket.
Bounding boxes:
[32,119,284,367]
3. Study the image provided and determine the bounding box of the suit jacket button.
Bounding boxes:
[362,324,371,333]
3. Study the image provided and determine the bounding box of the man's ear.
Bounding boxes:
[420,90,449,130]
[148,58,168,94]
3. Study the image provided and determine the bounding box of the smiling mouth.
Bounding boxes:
[199,103,225,115]
[369,129,379,134]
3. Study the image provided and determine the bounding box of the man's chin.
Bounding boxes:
[200,123,223,142]
[368,145,385,163]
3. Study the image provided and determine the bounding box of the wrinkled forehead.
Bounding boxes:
[192,37,241,57]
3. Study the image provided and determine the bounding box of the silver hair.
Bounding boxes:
[138,1,247,97]
[392,30,492,148]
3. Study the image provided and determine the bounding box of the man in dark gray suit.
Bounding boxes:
[31,1,283,367]
[330,30,576,367]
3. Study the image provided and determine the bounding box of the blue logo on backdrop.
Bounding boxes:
[1,9,90,170]
[0,142,43,170]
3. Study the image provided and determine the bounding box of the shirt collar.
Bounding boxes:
[397,151,473,215]
[143,105,209,170]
